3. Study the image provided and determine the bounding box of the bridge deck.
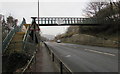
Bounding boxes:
[31,17,107,26]
[37,24,101,26]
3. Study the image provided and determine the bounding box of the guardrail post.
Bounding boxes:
[60,62,63,74]
[52,53,54,62]
[43,42,73,74]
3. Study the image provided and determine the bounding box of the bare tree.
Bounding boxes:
[113,1,120,13]
[6,16,18,30]
[84,2,109,17]
[7,16,14,26]
[0,14,3,26]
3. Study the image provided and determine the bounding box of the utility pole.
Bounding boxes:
[38,0,41,51]
[34,0,40,72]
[38,0,39,26]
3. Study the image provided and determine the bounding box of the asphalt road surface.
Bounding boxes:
[45,42,118,72]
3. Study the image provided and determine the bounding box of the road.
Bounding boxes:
[45,42,118,72]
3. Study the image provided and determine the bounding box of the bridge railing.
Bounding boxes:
[34,16,117,26]
[22,25,30,49]
[2,25,16,52]
[2,20,26,53]
[35,17,90,25]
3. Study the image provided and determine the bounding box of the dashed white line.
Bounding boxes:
[103,52,115,56]
[84,49,116,56]
[65,55,71,57]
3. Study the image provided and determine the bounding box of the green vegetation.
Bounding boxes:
[81,2,119,39]
[2,32,31,73]
[2,16,31,73]
[3,52,30,72]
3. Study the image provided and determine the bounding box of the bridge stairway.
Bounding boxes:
[5,32,25,54]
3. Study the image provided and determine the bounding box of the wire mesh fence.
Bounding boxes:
[2,20,26,53]
[23,41,36,57]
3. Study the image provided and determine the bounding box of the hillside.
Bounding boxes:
[41,34,55,40]
[55,25,119,48]
[55,2,119,48]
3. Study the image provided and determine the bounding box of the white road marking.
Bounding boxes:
[103,52,115,56]
[65,55,71,57]
[84,49,116,56]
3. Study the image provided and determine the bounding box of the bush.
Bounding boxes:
[3,52,30,72]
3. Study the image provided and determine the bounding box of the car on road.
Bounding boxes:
[57,40,61,43]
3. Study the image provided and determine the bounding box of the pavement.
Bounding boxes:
[45,42,118,72]
[0,26,2,74]
[27,43,58,72]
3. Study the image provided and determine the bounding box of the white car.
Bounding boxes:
[57,40,61,43]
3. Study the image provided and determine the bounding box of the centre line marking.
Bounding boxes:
[65,55,71,57]
[84,49,116,56]
[103,52,115,56]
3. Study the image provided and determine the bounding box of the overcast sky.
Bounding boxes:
[0,1,88,36]
[0,0,116,36]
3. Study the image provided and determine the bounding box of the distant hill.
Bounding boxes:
[41,34,55,40]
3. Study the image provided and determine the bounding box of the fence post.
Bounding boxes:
[52,53,54,62]
[60,62,63,74]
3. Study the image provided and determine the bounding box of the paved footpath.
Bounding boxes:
[0,26,2,74]
[27,44,58,72]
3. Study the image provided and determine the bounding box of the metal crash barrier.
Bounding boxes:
[43,42,73,74]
